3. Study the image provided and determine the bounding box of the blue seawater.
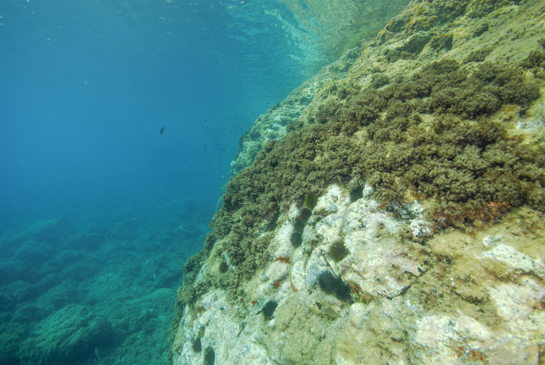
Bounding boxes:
[0,1,406,364]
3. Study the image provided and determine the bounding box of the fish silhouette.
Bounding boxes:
[160,127,164,134]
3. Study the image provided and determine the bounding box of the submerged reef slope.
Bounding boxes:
[170,0,545,364]
[230,0,414,176]
[229,47,362,176]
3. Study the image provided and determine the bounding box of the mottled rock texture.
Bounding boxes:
[170,0,545,364]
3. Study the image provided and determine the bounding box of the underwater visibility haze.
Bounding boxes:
[0,1,409,364]
[6,0,545,364]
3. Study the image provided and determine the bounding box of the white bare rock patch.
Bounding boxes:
[171,184,545,364]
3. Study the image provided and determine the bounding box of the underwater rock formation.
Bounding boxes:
[18,304,113,365]
[170,0,545,363]
[229,48,362,177]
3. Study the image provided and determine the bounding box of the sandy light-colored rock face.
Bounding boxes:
[171,184,545,364]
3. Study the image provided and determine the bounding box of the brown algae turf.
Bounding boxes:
[176,59,544,310]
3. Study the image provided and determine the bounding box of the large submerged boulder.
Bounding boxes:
[169,0,545,363]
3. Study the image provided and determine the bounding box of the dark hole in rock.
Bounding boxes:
[293,219,305,233]
[192,337,202,352]
[291,232,303,248]
[204,346,215,365]
[298,208,312,224]
[262,300,278,321]
[349,186,363,202]
[318,271,351,301]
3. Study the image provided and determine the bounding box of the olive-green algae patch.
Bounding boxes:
[304,192,319,211]
[218,260,228,274]
[222,59,543,225]
[176,59,544,313]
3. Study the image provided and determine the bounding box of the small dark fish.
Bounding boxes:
[160,127,164,134]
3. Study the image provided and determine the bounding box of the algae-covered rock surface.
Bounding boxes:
[230,0,414,177]
[170,0,545,364]
[229,47,362,177]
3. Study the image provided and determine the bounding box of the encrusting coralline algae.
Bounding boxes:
[169,0,545,363]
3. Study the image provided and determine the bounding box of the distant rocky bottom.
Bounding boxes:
[0,199,211,365]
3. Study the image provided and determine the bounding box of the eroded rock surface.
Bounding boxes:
[172,185,545,364]
[170,0,545,363]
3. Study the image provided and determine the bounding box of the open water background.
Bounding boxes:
[0,1,406,364]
